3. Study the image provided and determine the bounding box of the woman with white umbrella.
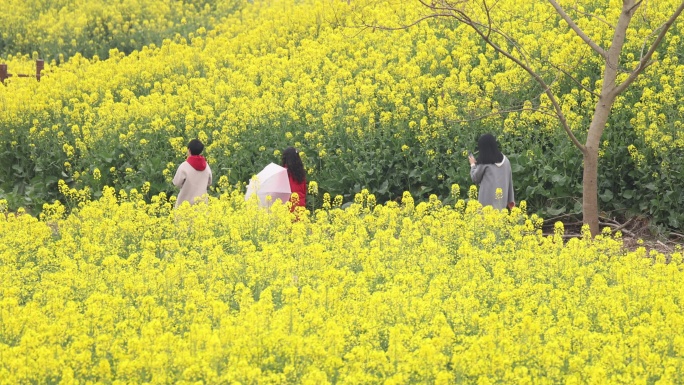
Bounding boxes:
[245,146,307,211]
[281,147,307,211]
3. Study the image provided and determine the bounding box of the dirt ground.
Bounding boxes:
[543,215,684,258]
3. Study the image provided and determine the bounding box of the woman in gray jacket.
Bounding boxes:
[469,134,515,210]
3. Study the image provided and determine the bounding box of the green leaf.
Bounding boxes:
[377,180,389,194]
[599,189,614,203]
[668,216,680,229]
[546,206,565,216]
[551,174,567,185]
[573,201,582,213]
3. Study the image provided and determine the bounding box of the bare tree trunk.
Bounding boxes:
[583,151,600,235]
[583,97,614,235]
[581,1,633,236]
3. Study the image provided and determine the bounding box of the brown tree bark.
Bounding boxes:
[583,97,614,236]
[580,1,633,235]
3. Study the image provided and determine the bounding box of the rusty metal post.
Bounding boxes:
[36,60,44,81]
[0,64,7,83]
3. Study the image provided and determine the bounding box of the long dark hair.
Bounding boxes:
[282,147,306,183]
[476,133,504,165]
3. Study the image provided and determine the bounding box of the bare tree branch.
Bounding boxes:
[446,107,560,124]
[359,13,455,31]
[626,0,644,15]
[426,0,540,72]
[392,1,587,152]
[483,0,494,40]
[325,0,366,40]
[612,1,684,96]
[548,0,607,58]
[598,218,637,237]
[457,18,586,152]
[418,0,468,13]
[568,5,615,29]
[459,11,538,70]
[542,50,601,98]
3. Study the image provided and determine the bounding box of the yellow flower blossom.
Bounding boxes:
[0,185,678,383]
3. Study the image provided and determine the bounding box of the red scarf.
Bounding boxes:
[187,155,207,171]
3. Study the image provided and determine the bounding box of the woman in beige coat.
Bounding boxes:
[173,139,212,207]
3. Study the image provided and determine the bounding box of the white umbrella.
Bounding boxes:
[245,163,292,207]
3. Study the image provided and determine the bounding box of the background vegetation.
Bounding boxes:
[1,0,683,231]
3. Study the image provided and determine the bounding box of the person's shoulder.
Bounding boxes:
[502,155,513,172]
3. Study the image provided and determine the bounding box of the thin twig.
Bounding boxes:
[456,17,586,152]
[599,220,636,237]
[545,57,601,98]
[359,13,455,32]
[362,4,583,152]
[445,107,558,124]
[543,213,579,223]
[599,216,622,226]
[627,0,645,15]
[612,217,637,232]
[548,0,607,58]
[542,232,583,239]
[567,5,615,29]
[612,1,684,96]
[657,240,672,251]
[599,215,637,231]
